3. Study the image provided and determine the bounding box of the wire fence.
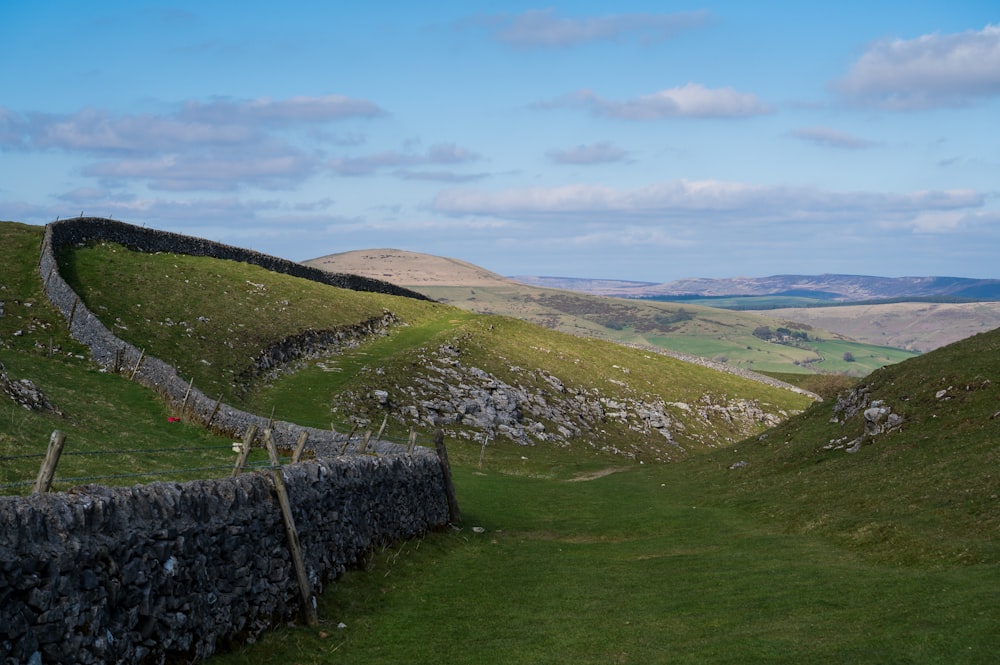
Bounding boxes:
[0,424,424,494]
[0,434,275,493]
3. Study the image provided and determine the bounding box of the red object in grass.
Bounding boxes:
[167,417,181,423]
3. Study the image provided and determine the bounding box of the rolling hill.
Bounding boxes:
[305,249,920,376]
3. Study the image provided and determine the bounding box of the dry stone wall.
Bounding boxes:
[0,454,450,664]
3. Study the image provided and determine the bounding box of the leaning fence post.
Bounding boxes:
[434,429,461,525]
[33,430,67,494]
[291,431,309,464]
[339,424,359,455]
[180,377,195,416]
[232,424,257,477]
[205,393,224,428]
[129,348,146,380]
[373,415,388,447]
[264,429,319,627]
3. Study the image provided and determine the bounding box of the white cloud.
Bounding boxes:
[178,95,385,125]
[790,126,880,149]
[83,146,319,191]
[835,24,1000,109]
[0,95,388,191]
[482,9,713,48]
[540,84,772,119]
[395,170,490,183]
[431,179,985,230]
[547,141,630,164]
[328,143,481,177]
[2,95,383,154]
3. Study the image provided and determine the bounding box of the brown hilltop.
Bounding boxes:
[303,248,515,287]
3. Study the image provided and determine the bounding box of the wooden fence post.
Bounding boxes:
[434,429,461,525]
[358,430,372,454]
[129,348,146,380]
[180,377,194,416]
[205,393,223,428]
[33,430,66,494]
[407,428,417,454]
[68,296,79,329]
[339,424,359,455]
[373,415,388,446]
[291,431,309,464]
[232,424,257,477]
[264,429,319,627]
[478,434,490,469]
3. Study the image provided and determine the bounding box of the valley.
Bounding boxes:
[3,220,998,663]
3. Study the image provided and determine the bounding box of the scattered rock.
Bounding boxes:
[0,362,62,414]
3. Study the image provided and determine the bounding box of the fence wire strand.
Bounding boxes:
[0,460,274,491]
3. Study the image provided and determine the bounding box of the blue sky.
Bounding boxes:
[1,2,998,281]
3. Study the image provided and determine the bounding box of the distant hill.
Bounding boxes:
[305,248,512,287]
[515,274,1000,301]
[761,301,1000,353]
[306,249,919,376]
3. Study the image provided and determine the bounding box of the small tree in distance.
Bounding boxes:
[843,351,856,362]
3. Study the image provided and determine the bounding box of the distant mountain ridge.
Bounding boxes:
[512,274,1000,301]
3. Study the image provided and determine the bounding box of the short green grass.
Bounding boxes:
[59,241,447,404]
[208,461,1000,664]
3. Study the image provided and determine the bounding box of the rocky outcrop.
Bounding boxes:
[0,361,61,414]
[824,386,904,453]
[336,341,789,460]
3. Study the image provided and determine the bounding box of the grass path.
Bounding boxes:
[209,462,1000,664]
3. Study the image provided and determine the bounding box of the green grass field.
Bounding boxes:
[207,458,1000,664]
[207,327,1000,664]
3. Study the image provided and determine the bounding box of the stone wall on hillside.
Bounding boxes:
[36,217,417,452]
[0,453,450,664]
[45,217,432,302]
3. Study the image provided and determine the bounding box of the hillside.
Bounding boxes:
[306,248,512,287]
[305,249,919,376]
[706,323,1000,564]
[0,220,816,476]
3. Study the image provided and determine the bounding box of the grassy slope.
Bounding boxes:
[420,285,918,376]
[62,241,811,461]
[707,325,1000,565]
[1,223,241,493]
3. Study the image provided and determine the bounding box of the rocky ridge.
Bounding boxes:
[336,339,791,462]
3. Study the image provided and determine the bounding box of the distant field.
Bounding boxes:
[760,301,1000,352]
[642,295,835,309]
[421,285,916,376]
